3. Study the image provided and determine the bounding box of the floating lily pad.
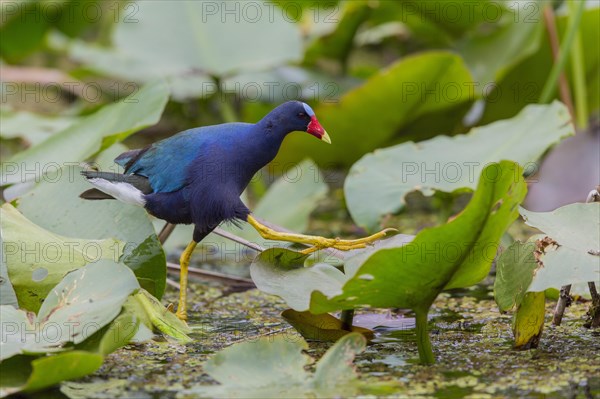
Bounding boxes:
[273,51,474,167]
[66,2,302,100]
[309,161,527,363]
[16,163,167,299]
[185,333,366,398]
[521,203,600,291]
[344,102,573,231]
[1,81,169,186]
[281,309,374,342]
[512,291,545,350]
[0,260,139,361]
[494,240,538,311]
[0,204,123,312]
[0,351,104,397]
[251,162,526,364]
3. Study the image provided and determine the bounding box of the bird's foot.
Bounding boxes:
[247,215,397,254]
[166,302,187,321]
[299,228,398,254]
[175,307,188,321]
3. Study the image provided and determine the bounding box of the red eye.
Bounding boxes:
[298,112,306,117]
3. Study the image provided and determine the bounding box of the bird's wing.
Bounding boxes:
[115,123,252,193]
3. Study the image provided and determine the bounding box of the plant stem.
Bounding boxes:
[585,282,600,328]
[158,222,176,244]
[539,0,585,104]
[212,227,265,252]
[542,5,574,119]
[568,0,588,129]
[415,310,434,365]
[552,284,572,326]
[167,262,255,288]
[340,309,355,331]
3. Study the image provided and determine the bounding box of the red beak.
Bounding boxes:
[306,116,331,144]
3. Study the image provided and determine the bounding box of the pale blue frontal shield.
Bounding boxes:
[302,102,315,117]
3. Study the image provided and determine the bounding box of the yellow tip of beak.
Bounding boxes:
[321,130,332,144]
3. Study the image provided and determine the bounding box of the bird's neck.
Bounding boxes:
[255,114,294,140]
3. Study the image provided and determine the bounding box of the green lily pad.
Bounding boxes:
[0,0,102,62]
[250,162,525,363]
[0,232,18,308]
[309,161,527,363]
[281,309,374,342]
[304,1,372,67]
[1,81,169,186]
[521,203,600,291]
[494,240,538,311]
[65,1,301,100]
[251,235,413,311]
[313,161,526,308]
[456,2,544,84]
[312,333,366,389]
[345,101,573,231]
[75,311,140,356]
[0,351,104,396]
[131,289,191,342]
[0,260,139,362]
[0,108,80,146]
[186,333,366,398]
[1,204,123,312]
[251,248,341,311]
[16,163,167,299]
[273,51,474,167]
[512,291,545,350]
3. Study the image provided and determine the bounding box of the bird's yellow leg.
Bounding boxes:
[176,240,197,321]
[246,215,396,254]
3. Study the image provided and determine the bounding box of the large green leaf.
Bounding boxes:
[312,161,525,363]
[521,203,600,291]
[0,260,139,361]
[512,291,545,350]
[281,309,374,342]
[185,333,366,398]
[0,204,122,312]
[0,0,103,62]
[304,1,372,67]
[250,162,525,363]
[455,2,544,85]
[480,6,600,124]
[251,248,340,311]
[0,351,104,397]
[1,81,169,186]
[65,1,302,99]
[250,235,413,311]
[313,161,526,311]
[114,1,302,74]
[494,241,538,312]
[0,231,18,308]
[225,66,360,111]
[16,164,167,299]
[0,108,80,146]
[131,289,191,342]
[272,51,474,167]
[345,101,573,231]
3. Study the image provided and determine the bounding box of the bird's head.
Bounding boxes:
[297,102,331,144]
[267,101,331,144]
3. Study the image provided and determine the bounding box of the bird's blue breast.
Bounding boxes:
[116,123,254,193]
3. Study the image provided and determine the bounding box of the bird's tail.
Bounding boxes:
[80,171,152,206]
